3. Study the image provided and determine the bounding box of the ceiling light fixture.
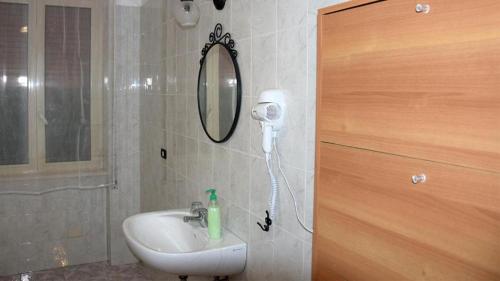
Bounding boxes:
[174,0,200,28]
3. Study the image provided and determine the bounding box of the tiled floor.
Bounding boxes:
[0,262,213,281]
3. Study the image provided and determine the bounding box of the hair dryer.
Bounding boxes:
[251,89,286,154]
[251,103,281,153]
[250,89,313,234]
[251,89,286,227]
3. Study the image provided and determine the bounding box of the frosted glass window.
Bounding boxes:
[44,6,91,163]
[0,3,29,165]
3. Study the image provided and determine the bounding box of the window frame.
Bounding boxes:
[0,0,37,176]
[0,0,104,176]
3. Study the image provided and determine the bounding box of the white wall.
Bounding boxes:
[0,186,107,276]
[140,0,346,280]
[108,2,142,265]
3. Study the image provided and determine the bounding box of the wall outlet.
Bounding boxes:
[161,148,167,160]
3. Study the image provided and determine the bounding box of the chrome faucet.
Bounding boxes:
[183,202,208,227]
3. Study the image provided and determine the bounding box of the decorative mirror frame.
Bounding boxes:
[197,23,242,143]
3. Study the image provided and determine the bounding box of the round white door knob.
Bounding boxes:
[415,4,430,13]
[412,174,427,184]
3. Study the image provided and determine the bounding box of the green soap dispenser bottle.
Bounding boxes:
[206,189,222,240]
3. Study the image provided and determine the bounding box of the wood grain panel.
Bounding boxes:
[317,0,500,172]
[312,143,500,281]
[318,0,379,16]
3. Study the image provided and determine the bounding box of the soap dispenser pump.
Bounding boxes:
[206,189,221,240]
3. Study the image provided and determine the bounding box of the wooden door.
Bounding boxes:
[314,0,500,280]
[313,143,500,281]
[317,0,500,173]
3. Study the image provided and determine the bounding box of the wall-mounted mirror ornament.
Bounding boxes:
[213,0,226,10]
[198,23,241,143]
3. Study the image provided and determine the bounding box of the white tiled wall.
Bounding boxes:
[0,187,108,276]
[140,0,171,212]
[109,3,142,265]
[139,0,346,280]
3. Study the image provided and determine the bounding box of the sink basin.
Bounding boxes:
[122,209,247,276]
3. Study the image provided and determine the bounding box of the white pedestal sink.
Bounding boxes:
[122,209,247,277]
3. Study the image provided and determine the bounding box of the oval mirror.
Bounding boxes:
[198,24,241,143]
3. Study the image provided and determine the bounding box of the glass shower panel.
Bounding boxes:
[0,3,29,165]
[0,1,113,276]
[44,6,91,163]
